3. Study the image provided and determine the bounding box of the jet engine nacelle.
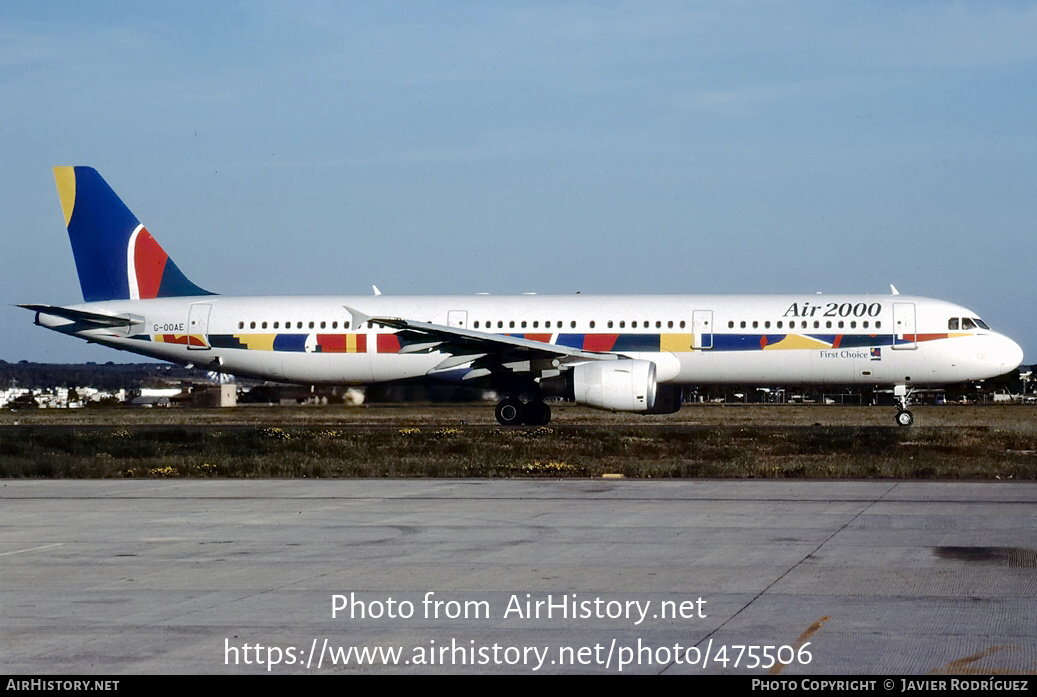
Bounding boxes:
[573,359,657,412]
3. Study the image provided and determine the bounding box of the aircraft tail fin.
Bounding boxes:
[54,166,214,302]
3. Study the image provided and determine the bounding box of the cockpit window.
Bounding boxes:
[948,318,959,330]
[973,318,989,330]
[961,317,977,330]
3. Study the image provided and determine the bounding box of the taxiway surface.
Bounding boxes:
[2,480,1035,674]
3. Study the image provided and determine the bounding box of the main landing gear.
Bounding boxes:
[894,384,913,427]
[494,397,552,426]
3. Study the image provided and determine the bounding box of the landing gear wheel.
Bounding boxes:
[495,398,524,426]
[895,409,914,427]
[522,401,552,426]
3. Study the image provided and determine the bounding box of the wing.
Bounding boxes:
[344,305,617,379]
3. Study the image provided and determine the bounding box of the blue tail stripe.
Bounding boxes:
[59,167,213,301]
[67,167,139,302]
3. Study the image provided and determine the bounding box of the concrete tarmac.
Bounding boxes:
[2,480,1035,675]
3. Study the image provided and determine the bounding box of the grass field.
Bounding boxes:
[1,403,1034,479]
[3,402,1036,428]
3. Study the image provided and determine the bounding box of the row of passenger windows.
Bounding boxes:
[238,320,351,330]
[728,319,881,330]
[236,319,691,331]
[472,319,687,330]
[235,318,893,332]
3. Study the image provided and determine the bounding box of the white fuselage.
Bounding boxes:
[36,293,1024,389]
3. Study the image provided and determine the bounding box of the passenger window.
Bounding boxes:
[273,322,279,329]
[740,321,746,328]
[249,321,256,329]
[813,321,819,329]
[608,321,614,328]
[679,321,685,329]
[752,321,758,329]
[777,321,783,329]
[728,321,734,328]
[590,321,596,329]
[521,321,527,328]
[620,321,626,328]
[571,321,576,329]
[238,321,244,329]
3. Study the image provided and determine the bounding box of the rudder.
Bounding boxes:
[55,166,213,302]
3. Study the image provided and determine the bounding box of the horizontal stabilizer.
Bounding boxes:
[17,304,138,328]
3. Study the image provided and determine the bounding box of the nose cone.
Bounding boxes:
[998,334,1025,375]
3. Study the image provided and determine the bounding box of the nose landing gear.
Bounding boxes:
[894,384,913,427]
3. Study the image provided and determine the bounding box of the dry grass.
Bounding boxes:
[1,404,1035,479]
[2,402,1035,429]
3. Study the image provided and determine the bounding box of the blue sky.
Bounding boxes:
[2,1,1035,363]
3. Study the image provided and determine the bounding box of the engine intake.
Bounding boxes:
[572,359,657,412]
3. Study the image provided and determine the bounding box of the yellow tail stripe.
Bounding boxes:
[53,166,77,227]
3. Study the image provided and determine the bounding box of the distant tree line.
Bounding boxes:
[0,361,210,391]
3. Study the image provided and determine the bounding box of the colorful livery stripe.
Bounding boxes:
[183,331,965,353]
[316,334,367,353]
[154,333,208,348]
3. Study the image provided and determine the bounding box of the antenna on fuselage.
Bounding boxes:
[890,284,900,295]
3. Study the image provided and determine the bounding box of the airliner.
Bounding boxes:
[21,167,1024,426]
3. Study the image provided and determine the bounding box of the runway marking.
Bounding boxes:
[0,543,64,557]
[769,615,830,675]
